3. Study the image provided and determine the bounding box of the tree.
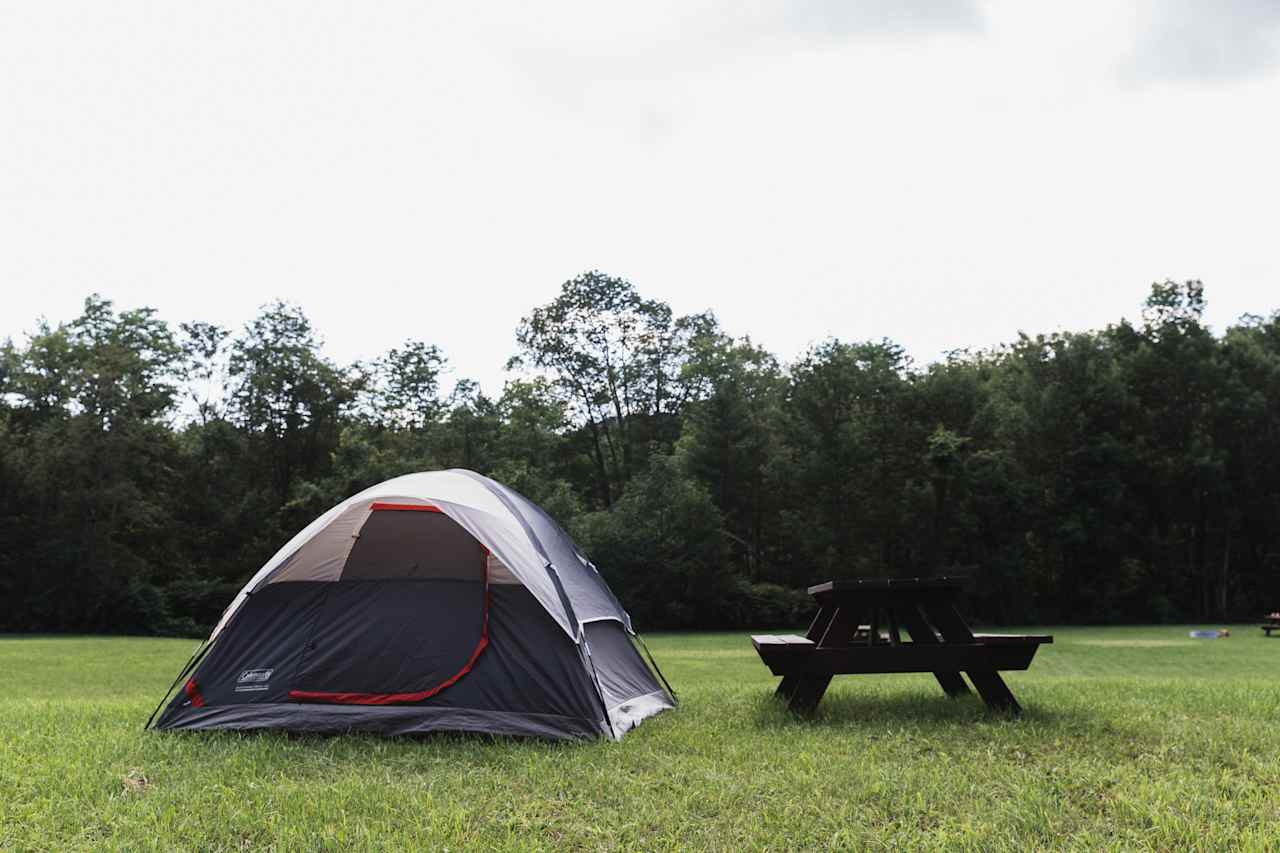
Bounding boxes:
[359,340,448,431]
[227,302,355,515]
[776,339,921,582]
[511,271,715,507]
[178,321,231,425]
[574,454,727,628]
[434,379,502,472]
[1217,311,1280,614]
[4,279,1280,634]
[1119,280,1230,618]
[0,296,185,630]
[677,333,785,580]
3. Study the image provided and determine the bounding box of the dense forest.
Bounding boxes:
[1,276,1277,636]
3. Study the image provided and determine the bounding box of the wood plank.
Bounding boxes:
[776,604,837,705]
[896,604,970,698]
[923,602,1021,714]
[959,668,1019,713]
[804,606,839,642]
[807,576,969,595]
[785,604,863,711]
[761,643,1033,676]
[756,637,1044,676]
[818,606,862,648]
[751,634,814,647]
[802,606,826,638]
[972,633,1053,645]
[790,643,1015,675]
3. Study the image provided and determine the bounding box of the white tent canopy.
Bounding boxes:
[212,469,629,644]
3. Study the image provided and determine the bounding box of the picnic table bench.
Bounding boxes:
[1262,613,1280,637]
[751,576,1051,715]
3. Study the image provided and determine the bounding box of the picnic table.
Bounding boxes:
[751,576,1051,716]
[1262,613,1280,637]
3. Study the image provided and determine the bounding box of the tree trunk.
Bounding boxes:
[585,416,612,509]
[1219,533,1231,619]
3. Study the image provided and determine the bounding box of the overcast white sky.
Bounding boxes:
[4,0,1279,391]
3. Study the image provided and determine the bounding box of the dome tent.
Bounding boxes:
[149,470,675,740]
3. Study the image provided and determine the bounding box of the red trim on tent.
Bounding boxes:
[369,502,442,513]
[288,546,491,706]
[184,678,205,708]
[287,634,488,706]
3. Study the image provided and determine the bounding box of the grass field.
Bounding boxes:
[2,626,1279,851]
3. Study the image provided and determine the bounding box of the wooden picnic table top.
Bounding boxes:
[807,576,969,596]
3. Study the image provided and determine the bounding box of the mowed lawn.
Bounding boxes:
[2,627,1279,851]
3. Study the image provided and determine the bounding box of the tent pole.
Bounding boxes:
[143,637,215,731]
[581,634,616,738]
[634,633,678,704]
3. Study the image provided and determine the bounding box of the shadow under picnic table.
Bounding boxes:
[749,682,1073,730]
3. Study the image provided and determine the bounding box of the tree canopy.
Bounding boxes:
[2,279,1277,634]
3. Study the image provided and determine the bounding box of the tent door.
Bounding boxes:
[287,504,489,705]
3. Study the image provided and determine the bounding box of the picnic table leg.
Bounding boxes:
[895,605,971,699]
[922,602,1021,715]
[776,603,859,713]
[775,605,834,704]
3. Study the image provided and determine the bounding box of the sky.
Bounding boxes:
[4,0,1279,391]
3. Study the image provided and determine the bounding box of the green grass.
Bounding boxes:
[2,626,1279,851]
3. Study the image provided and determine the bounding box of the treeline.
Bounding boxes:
[1,275,1277,635]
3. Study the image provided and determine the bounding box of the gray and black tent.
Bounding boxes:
[149,470,674,740]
